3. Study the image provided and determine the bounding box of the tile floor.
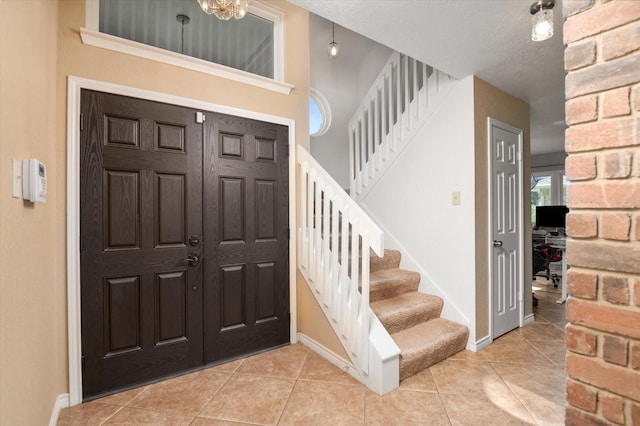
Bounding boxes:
[58,289,566,425]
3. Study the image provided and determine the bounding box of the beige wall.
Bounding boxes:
[473,77,531,339]
[1,0,311,422]
[0,0,67,424]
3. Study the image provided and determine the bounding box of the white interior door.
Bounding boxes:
[489,118,523,339]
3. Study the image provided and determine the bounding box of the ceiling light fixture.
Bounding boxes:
[530,0,555,42]
[197,0,249,20]
[328,22,339,58]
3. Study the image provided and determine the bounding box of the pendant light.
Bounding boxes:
[328,22,339,59]
[530,0,555,42]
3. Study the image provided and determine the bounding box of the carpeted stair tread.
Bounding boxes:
[392,318,469,381]
[369,269,420,302]
[371,292,443,334]
[370,249,402,273]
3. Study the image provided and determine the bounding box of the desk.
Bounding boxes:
[545,235,568,304]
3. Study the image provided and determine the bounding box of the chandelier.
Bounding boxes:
[197,0,249,20]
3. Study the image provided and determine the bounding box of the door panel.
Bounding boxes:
[203,114,289,363]
[81,90,203,398]
[491,122,522,339]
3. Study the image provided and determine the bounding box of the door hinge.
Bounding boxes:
[196,112,206,124]
[80,113,84,131]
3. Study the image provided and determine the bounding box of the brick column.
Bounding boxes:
[563,1,640,425]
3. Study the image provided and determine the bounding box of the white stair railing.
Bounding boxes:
[349,51,458,201]
[297,145,384,375]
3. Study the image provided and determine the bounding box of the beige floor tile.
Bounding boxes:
[481,340,553,365]
[448,349,488,362]
[365,389,450,425]
[298,351,360,385]
[235,343,309,379]
[520,395,566,425]
[520,322,565,341]
[57,402,122,425]
[205,358,245,374]
[128,369,230,415]
[491,362,566,401]
[399,367,438,393]
[192,418,258,426]
[278,380,366,425]
[494,328,525,341]
[528,340,567,367]
[95,385,150,406]
[430,359,516,399]
[199,374,295,425]
[535,310,567,325]
[102,407,194,425]
[441,395,537,425]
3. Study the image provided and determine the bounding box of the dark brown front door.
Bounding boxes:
[80,90,204,398]
[80,90,289,399]
[203,113,290,363]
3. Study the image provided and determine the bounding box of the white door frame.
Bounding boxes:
[487,117,525,342]
[66,76,298,406]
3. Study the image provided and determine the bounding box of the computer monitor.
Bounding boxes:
[536,205,568,229]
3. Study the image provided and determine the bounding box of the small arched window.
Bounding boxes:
[309,88,331,137]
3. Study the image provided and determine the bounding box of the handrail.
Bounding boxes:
[297,145,384,374]
[348,51,457,201]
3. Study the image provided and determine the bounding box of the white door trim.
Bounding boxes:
[487,117,524,342]
[66,75,298,406]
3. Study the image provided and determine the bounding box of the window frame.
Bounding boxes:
[82,0,292,94]
[309,88,332,137]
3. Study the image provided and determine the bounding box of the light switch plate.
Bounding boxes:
[11,159,21,198]
[452,191,461,205]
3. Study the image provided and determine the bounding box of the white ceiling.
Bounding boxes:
[291,0,567,156]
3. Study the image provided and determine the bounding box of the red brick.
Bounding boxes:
[602,87,632,118]
[602,20,640,62]
[564,1,640,44]
[600,213,631,240]
[565,117,640,153]
[568,182,640,209]
[602,275,630,304]
[631,341,640,370]
[565,41,597,72]
[633,84,640,112]
[601,392,626,424]
[603,334,629,366]
[563,0,595,19]
[602,151,633,179]
[635,279,640,307]
[566,213,598,238]
[566,324,598,356]
[565,54,640,99]
[635,151,640,177]
[632,402,640,426]
[569,239,640,276]
[566,351,640,401]
[568,270,598,299]
[567,297,640,339]
[566,95,598,125]
[566,405,609,426]
[567,379,598,412]
[566,155,597,180]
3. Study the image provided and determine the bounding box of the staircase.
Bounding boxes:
[370,249,468,380]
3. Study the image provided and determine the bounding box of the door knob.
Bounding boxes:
[493,240,503,248]
[183,253,200,266]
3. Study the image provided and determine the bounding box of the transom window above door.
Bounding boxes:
[82,0,291,94]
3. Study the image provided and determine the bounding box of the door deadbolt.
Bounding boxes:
[189,235,200,246]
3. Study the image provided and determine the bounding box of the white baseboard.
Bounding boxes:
[49,393,70,426]
[297,333,353,374]
[466,334,491,352]
[523,313,535,326]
